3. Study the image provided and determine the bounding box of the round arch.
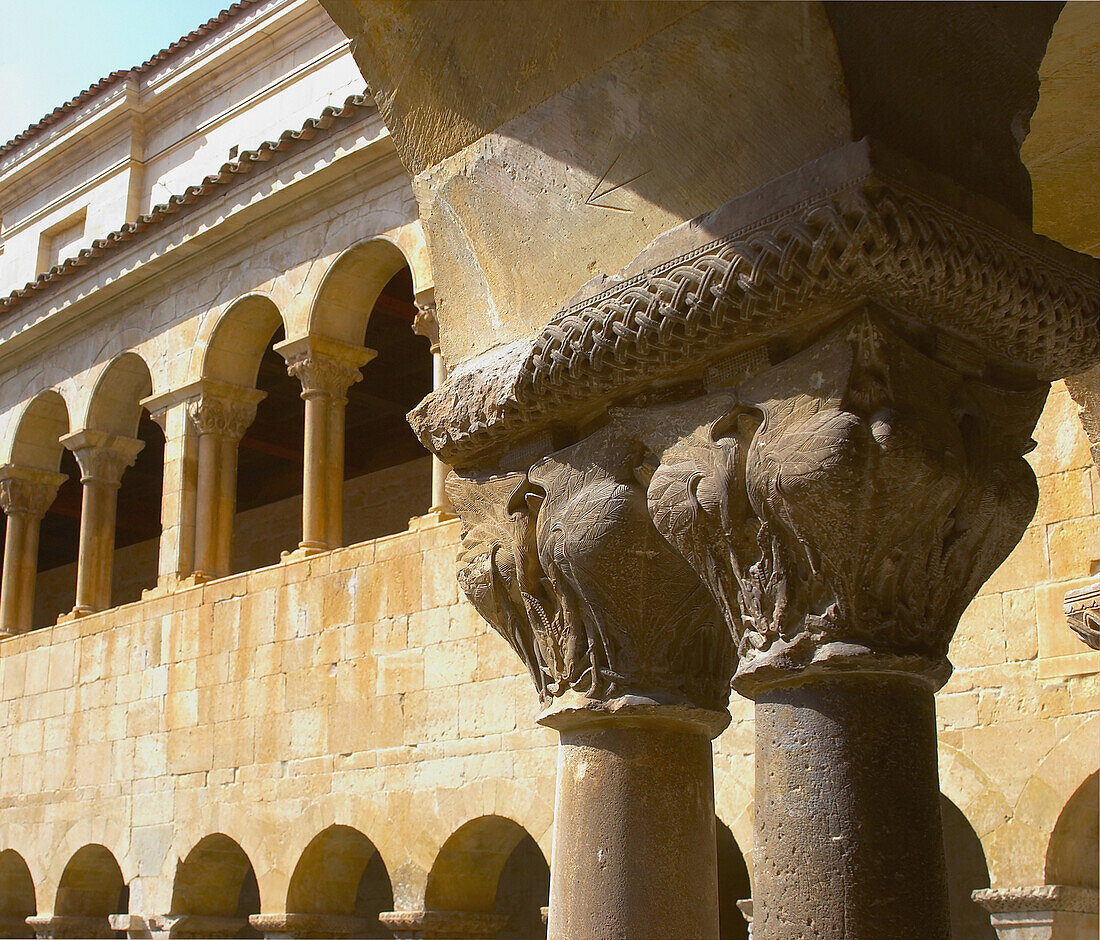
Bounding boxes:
[170,834,259,927]
[425,815,548,935]
[286,825,393,932]
[307,238,412,346]
[1046,770,1099,889]
[0,850,35,939]
[83,354,154,438]
[54,844,127,934]
[8,391,70,472]
[199,295,285,388]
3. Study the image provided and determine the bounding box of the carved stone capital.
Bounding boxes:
[275,334,375,401]
[646,313,1045,695]
[448,418,734,713]
[1065,580,1100,650]
[972,885,1099,915]
[186,383,266,441]
[413,301,440,351]
[60,430,144,487]
[0,466,67,518]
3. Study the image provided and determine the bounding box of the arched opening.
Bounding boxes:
[200,296,303,575]
[0,850,35,939]
[4,391,76,630]
[426,816,548,938]
[1047,771,1099,889]
[79,353,162,608]
[54,845,127,939]
[941,795,994,940]
[716,819,751,940]
[286,825,393,936]
[170,834,260,939]
[310,242,433,546]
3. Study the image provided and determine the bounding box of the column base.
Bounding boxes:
[26,916,113,939]
[973,885,1100,939]
[378,910,509,939]
[736,899,753,937]
[249,912,375,938]
[281,543,328,562]
[56,606,95,624]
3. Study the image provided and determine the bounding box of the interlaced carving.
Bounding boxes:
[410,184,1098,468]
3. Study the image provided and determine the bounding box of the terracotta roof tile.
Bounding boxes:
[0,93,374,316]
[0,0,265,158]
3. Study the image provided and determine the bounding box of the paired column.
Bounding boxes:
[446,312,1047,940]
[187,383,264,580]
[59,430,144,617]
[0,467,67,636]
[413,295,453,517]
[275,335,374,555]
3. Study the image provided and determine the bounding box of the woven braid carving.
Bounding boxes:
[413,185,1099,467]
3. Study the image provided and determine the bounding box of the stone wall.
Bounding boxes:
[0,378,1094,931]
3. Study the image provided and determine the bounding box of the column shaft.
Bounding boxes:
[300,390,329,551]
[0,513,31,634]
[214,435,239,576]
[192,430,219,577]
[73,478,116,614]
[326,395,345,548]
[752,676,949,940]
[429,350,451,514]
[545,714,720,940]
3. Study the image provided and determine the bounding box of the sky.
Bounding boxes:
[0,0,233,146]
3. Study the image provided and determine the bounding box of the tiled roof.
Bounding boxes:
[0,0,264,158]
[0,93,375,316]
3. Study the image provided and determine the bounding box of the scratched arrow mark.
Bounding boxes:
[585,153,651,212]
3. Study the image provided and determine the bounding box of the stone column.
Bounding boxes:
[447,420,735,940]
[275,335,375,555]
[408,143,1098,940]
[972,885,1100,939]
[187,384,264,580]
[0,467,66,636]
[413,296,453,518]
[645,316,1046,940]
[142,389,200,591]
[59,430,144,617]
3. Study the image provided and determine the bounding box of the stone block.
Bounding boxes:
[377,649,423,696]
[1003,588,1039,662]
[423,637,478,689]
[1047,516,1100,581]
[985,525,1049,595]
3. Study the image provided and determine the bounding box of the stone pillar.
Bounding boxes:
[447,420,735,940]
[275,335,374,555]
[972,885,1100,939]
[378,910,509,939]
[0,467,66,636]
[187,383,264,580]
[59,430,144,617]
[408,143,1098,940]
[142,389,200,591]
[413,296,453,518]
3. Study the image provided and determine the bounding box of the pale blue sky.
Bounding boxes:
[0,0,233,145]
